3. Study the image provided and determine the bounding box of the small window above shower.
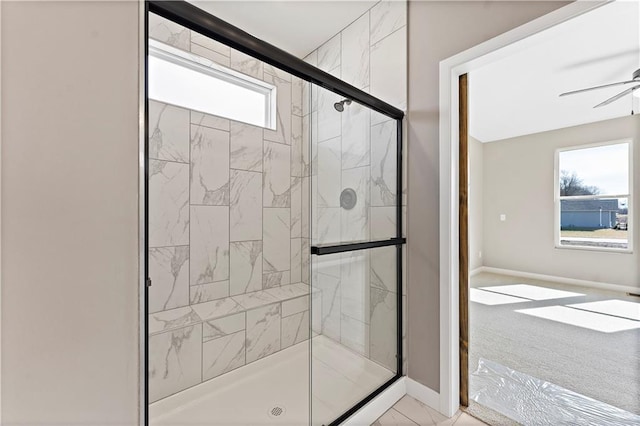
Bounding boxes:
[148,39,277,129]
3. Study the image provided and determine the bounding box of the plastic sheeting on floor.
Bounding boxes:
[470,357,640,425]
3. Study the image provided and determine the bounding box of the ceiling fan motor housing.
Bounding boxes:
[633,68,640,80]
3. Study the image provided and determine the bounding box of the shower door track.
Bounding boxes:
[144,1,406,425]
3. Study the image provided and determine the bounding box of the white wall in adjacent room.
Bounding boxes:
[482,115,639,289]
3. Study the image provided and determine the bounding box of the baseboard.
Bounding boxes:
[469,267,483,277]
[479,266,639,295]
[344,377,407,425]
[405,378,442,415]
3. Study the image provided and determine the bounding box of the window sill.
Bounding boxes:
[554,244,633,254]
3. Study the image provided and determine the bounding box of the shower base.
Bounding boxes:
[150,335,394,425]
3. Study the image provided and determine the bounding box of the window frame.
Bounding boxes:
[554,139,633,253]
[148,39,277,130]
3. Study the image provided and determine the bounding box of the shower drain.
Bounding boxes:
[268,405,286,418]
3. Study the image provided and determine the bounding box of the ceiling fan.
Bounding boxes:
[559,68,640,108]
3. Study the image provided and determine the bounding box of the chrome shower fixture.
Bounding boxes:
[334,99,352,112]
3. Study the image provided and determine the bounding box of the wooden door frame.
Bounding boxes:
[458,74,469,408]
[436,2,609,418]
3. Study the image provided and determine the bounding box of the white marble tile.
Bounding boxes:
[291,238,302,284]
[265,283,309,301]
[190,206,230,285]
[191,110,229,132]
[293,118,304,178]
[203,312,245,342]
[370,287,397,371]
[372,408,416,426]
[292,114,303,173]
[149,306,201,335]
[282,310,310,349]
[316,272,341,341]
[263,73,292,145]
[311,111,319,174]
[311,287,323,336]
[341,166,370,243]
[291,177,302,238]
[263,141,291,207]
[318,34,341,72]
[149,324,202,402]
[149,101,190,163]
[392,395,439,426]
[292,76,303,116]
[230,121,263,172]
[282,295,309,317]
[263,270,290,289]
[149,160,189,247]
[230,49,263,79]
[302,81,312,117]
[230,241,263,296]
[301,176,310,240]
[149,246,189,313]
[304,50,318,67]
[370,0,407,46]
[263,208,290,272]
[301,238,311,285]
[190,125,230,206]
[342,101,371,169]
[316,207,341,246]
[190,281,229,305]
[371,206,396,240]
[371,246,397,293]
[341,13,370,90]
[202,330,246,381]
[371,120,397,206]
[190,43,230,67]
[245,303,281,363]
[317,137,342,208]
[264,64,292,82]
[317,88,342,142]
[340,250,370,324]
[191,31,230,57]
[340,314,369,357]
[191,297,243,322]
[233,290,279,310]
[301,114,311,177]
[230,170,262,241]
[370,28,407,111]
[149,13,190,50]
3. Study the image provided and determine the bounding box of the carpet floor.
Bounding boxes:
[469,272,640,418]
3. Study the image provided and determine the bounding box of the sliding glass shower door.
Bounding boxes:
[309,85,403,425]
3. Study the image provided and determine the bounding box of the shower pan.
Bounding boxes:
[144,2,405,425]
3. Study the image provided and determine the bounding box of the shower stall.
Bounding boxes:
[145,2,405,425]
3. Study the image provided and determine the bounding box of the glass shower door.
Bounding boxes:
[309,85,403,425]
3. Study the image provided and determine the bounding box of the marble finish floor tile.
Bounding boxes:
[373,396,489,426]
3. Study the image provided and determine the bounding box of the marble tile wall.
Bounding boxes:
[303,0,407,373]
[147,14,308,402]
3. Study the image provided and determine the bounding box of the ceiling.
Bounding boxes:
[189,1,377,58]
[469,1,640,142]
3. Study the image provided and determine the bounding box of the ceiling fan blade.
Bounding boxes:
[594,85,640,108]
[559,79,638,97]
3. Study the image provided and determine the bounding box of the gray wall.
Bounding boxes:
[1,1,140,423]
[469,136,484,271]
[482,115,639,289]
[406,0,570,392]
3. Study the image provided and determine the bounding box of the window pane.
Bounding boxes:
[149,41,274,129]
[559,143,629,196]
[560,197,628,250]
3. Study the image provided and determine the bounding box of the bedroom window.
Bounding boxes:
[556,141,632,251]
[148,39,277,129]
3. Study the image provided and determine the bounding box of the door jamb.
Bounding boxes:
[437,0,610,418]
